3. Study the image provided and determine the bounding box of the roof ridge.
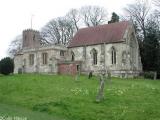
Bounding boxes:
[78,21,129,31]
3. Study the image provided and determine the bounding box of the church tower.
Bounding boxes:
[22,29,41,49]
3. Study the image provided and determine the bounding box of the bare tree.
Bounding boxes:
[152,11,160,29]
[153,0,160,17]
[124,0,150,40]
[41,17,76,45]
[58,17,76,45]
[41,19,61,44]
[41,6,108,44]
[80,6,108,27]
[154,0,160,7]
[8,35,22,57]
[66,9,80,31]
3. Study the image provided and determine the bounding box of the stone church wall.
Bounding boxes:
[14,45,67,74]
[68,40,142,77]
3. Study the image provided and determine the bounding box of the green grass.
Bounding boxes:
[0,103,62,120]
[0,74,160,120]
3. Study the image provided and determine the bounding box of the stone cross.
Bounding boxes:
[96,69,106,102]
[96,54,106,102]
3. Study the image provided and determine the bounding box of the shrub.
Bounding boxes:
[0,57,14,75]
[143,71,156,79]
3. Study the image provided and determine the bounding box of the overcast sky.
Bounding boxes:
[0,0,135,59]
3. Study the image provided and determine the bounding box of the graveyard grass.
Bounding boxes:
[0,74,160,120]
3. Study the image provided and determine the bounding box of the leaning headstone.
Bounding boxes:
[75,65,80,81]
[75,71,80,81]
[107,69,111,84]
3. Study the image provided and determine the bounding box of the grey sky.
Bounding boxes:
[0,0,135,59]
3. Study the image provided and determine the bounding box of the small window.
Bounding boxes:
[71,51,75,61]
[77,65,80,71]
[60,50,65,56]
[42,53,48,65]
[29,54,34,65]
[111,47,116,64]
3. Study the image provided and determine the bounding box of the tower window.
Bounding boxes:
[33,34,35,41]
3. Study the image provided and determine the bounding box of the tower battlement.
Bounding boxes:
[22,29,41,49]
[23,29,39,33]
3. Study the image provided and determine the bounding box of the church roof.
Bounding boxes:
[68,21,129,48]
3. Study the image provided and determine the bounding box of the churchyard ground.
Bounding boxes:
[0,74,160,120]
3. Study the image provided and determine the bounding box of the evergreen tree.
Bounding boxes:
[0,57,14,75]
[142,20,160,78]
[108,12,119,24]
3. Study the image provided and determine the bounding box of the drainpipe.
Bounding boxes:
[104,43,106,69]
[35,43,39,73]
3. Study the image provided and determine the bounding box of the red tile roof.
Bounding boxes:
[68,21,129,47]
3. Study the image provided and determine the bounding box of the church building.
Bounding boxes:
[14,21,142,77]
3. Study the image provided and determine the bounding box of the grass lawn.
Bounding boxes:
[0,74,160,120]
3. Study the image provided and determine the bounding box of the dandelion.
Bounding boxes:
[70,88,89,95]
[83,89,89,95]
[151,87,156,90]
[115,89,126,96]
[131,84,135,88]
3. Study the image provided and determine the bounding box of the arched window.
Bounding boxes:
[71,51,75,61]
[91,49,97,65]
[111,47,116,64]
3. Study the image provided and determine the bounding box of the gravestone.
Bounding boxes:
[88,71,93,79]
[18,68,22,74]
